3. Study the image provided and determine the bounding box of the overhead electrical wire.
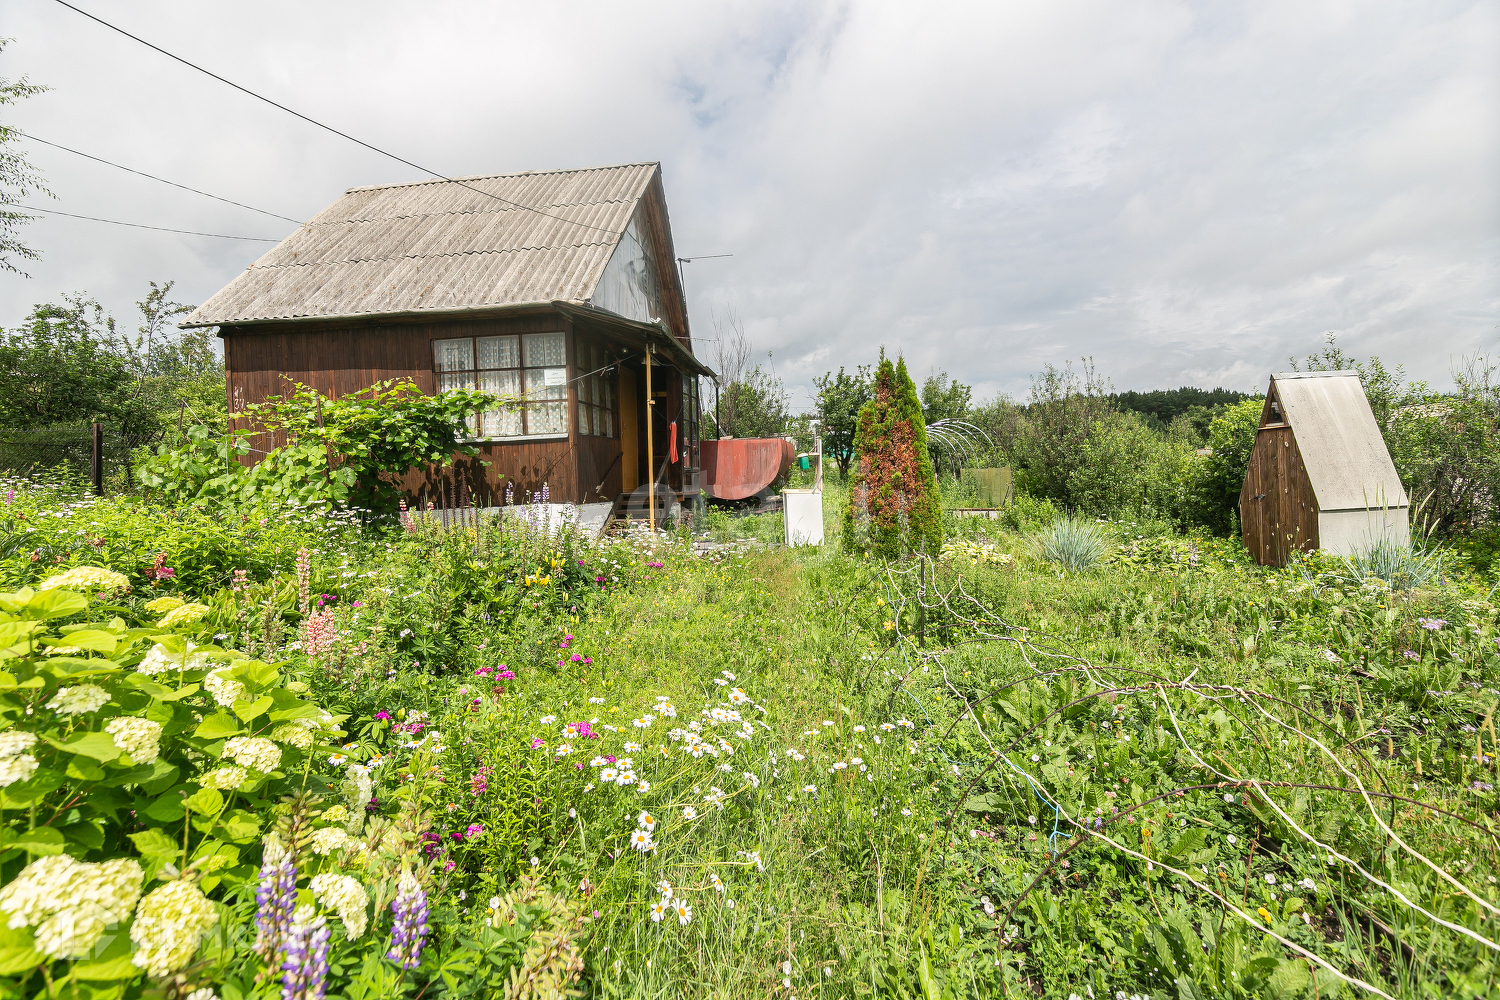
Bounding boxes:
[16,130,303,224]
[52,0,626,239]
[16,204,278,241]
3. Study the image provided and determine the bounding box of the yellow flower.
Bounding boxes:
[158,603,210,629]
[882,620,895,631]
[1257,906,1271,923]
[39,566,130,594]
[144,595,185,614]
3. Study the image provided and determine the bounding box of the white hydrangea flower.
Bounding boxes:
[105,717,161,765]
[199,766,247,791]
[38,566,130,593]
[270,723,313,749]
[310,872,369,939]
[0,754,38,788]
[309,827,351,855]
[35,909,109,961]
[134,644,175,677]
[130,880,217,976]
[223,736,281,773]
[135,641,212,677]
[0,855,142,959]
[0,731,37,758]
[46,684,111,716]
[203,670,246,707]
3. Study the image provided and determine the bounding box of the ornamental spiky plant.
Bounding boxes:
[842,355,943,559]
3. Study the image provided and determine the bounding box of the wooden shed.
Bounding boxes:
[1240,371,1409,566]
[180,162,713,509]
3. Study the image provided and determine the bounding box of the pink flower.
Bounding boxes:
[374,711,392,721]
[497,669,515,680]
[531,738,545,750]
[465,823,484,839]
[570,653,582,662]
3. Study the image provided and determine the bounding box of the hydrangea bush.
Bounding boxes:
[0,571,369,996]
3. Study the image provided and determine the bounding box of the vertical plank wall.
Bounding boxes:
[1240,426,1320,566]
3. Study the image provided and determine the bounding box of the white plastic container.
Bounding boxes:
[783,489,824,546]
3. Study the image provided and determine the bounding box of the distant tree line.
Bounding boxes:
[801,339,1497,546]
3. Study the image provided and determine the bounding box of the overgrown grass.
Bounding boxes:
[4,482,1498,998]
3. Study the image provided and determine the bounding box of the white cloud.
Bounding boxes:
[2,0,1494,406]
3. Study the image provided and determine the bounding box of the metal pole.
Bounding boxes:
[646,345,655,532]
[918,541,926,648]
[90,422,103,496]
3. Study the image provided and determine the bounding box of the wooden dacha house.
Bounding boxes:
[1239,370,1409,566]
[182,162,712,511]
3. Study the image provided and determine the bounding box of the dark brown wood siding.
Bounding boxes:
[221,310,640,505]
[1240,426,1319,566]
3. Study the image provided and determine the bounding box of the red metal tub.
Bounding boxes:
[701,438,796,501]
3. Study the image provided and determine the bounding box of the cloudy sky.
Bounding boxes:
[3,1,1497,408]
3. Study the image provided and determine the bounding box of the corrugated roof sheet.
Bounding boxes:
[1272,371,1409,510]
[182,163,659,327]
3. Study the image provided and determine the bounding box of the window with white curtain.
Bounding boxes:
[433,332,568,438]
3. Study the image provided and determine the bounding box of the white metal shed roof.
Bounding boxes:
[1271,370,1409,511]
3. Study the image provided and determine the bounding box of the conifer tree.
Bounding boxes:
[842,355,943,558]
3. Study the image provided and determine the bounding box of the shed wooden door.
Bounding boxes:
[1240,426,1319,566]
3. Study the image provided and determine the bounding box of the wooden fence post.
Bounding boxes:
[90,422,103,496]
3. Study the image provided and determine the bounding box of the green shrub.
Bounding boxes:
[138,380,497,517]
[1029,516,1111,571]
[843,356,943,558]
[1000,492,1062,533]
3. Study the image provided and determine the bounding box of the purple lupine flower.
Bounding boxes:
[254,842,297,963]
[282,907,331,1000]
[386,870,430,970]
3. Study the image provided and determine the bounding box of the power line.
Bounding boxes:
[17,130,303,224]
[52,0,625,239]
[16,204,279,241]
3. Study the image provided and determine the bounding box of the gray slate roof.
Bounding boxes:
[1272,371,1409,511]
[181,163,658,328]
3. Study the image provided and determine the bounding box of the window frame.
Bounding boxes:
[574,340,620,441]
[432,331,570,441]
